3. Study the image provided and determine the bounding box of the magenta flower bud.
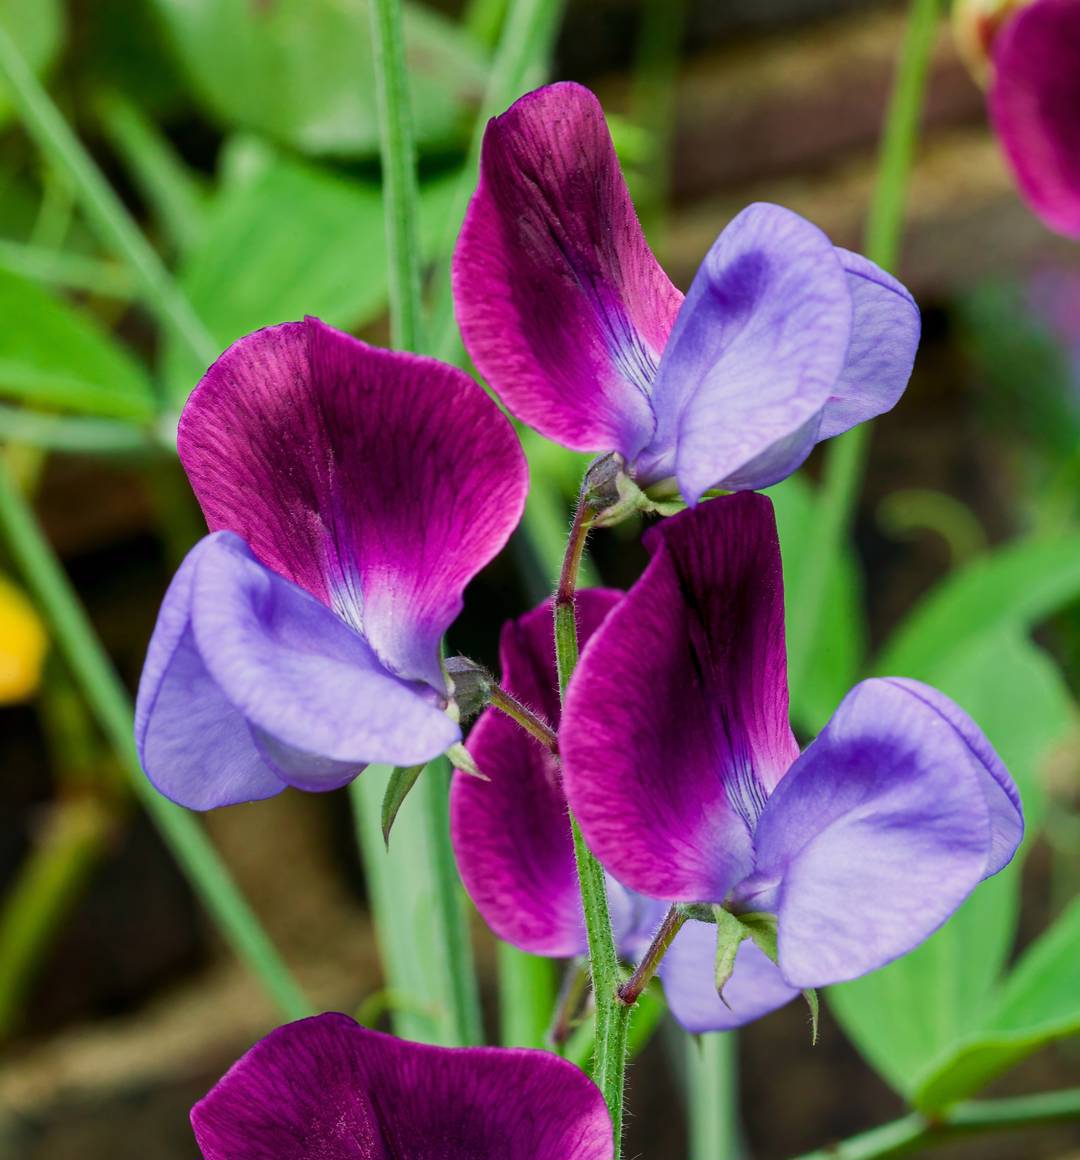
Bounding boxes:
[192,1014,614,1159]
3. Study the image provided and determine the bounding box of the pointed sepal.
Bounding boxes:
[381,763,426,847]
[713,905,749,1006]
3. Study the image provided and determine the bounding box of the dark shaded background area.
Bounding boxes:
[1,1,1078,1157]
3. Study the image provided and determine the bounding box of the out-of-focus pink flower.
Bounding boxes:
[988,0,1080,237]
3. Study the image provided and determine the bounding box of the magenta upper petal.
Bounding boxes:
[659,921,799,1034]
[451,590,623,956]
[751,678,1006,989]
[178,318,528,690]
[990,0,1080,238]
[452,82,683,459]
[817,250,921,441]
[561,494,800,902]
[136,533,459,810]
[637,204,853,501]
[192,1013,614,1160]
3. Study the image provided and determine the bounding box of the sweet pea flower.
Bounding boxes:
[192,1013,614,1159]
[989,0,1080,238]
[450,591,794,1032]
[136,318,527,810]
[559,493,1023,1029]
[452,82,921,505]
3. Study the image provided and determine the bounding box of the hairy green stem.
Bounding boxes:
[555,485,630,1152]
[0,23,217,375]
[787,0,939,692]
[790,1087,1080,1160]
[0,456,312,1021]
[430,0,567,363]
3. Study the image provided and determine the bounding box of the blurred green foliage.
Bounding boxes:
[150,0,486,156]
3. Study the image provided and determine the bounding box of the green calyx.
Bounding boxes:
[583,453,684,529]
[709,906,818,1044]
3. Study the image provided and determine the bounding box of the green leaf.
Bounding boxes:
[150,0,486,158]
[0,0,62,129]
[914,896,1080,1111]
[162,145,457,402]
[768,474,867,733]
[0,267,154,419]
[829,629,1074,1096]
[381,763,425,848]
[875,535,1080,680]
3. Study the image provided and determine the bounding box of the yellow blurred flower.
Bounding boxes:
[0,572,47,703]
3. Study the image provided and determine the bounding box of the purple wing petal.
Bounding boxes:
[451,590,623,956]
[561,494,800,903]
[453,82,683,459]
[637,203,853,502]
[817,250,921,441]
[136,533,459,809]
[751,678,1004,989]
[659,920,799,1033]
[135,535,285,810]
[192,1014,614,1160]
[178,318,528,690]
[990,0,1080,238]
[879,678,1023,877]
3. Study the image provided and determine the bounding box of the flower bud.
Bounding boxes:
[445,655,493,722]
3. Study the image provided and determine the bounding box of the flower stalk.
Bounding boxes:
[554,482,630,1150]
[617,904,688,1007]
[488,683,560,754]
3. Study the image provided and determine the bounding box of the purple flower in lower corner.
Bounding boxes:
[192,1013,613,1159]
[559,493,1023,1030]
[452,82,920,505]
[135,318,528,810]
[989,0,1080,238]
[449,591,787,1033]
